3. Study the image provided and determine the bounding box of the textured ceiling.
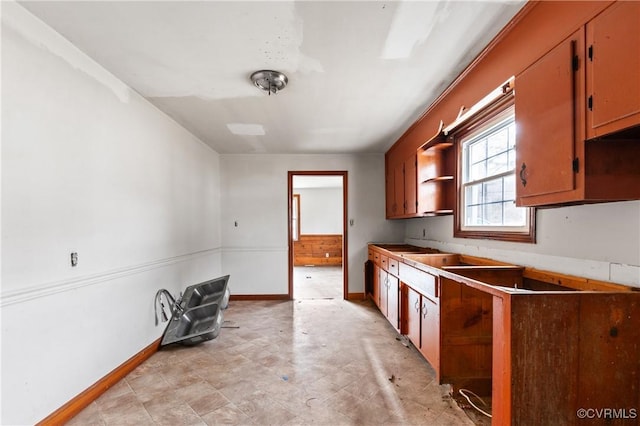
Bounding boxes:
[20,1,526,154]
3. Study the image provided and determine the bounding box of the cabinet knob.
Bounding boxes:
[414,298,420,313]
[422,302,428,318]
[519,163,527,187]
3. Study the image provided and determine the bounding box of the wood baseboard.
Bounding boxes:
[230,294,290,301]
[347,292,365,301]
[37,338,161,425]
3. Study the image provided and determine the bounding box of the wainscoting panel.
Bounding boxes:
[293,234,343,266]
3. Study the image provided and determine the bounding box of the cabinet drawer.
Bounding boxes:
[368,249,374,261]
[400,262,437,300]
[373,251,381,266]
[381,255,389,270]
[388,258,399,276]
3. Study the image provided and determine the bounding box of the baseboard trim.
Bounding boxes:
[37,338,161,425]
[230,294,290,301]
[347,292,365,301]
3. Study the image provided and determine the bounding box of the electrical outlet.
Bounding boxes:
[70,252,78,267]
[325,253,329,258]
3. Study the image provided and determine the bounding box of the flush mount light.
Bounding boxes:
[250,70,288,95]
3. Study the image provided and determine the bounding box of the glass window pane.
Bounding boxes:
[508,148,516,170]
[487,152,509,176]
[484,179,503,204]
[487,126,509,156]
[483,202,503,226]
[470,161,486,181]
[508,123,516,150]
[503,201,526,226]
[503,174,516,201]
[469,139,487,164]
[465,184,483,205]
[465,205,482,226]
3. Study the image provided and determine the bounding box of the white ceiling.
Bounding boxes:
[19,0,526,154]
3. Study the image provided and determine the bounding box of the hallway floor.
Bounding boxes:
[293,266,343,300]
[69,297,477,425]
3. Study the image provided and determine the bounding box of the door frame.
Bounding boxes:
[287,171,348,300]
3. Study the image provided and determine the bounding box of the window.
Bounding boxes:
[454,99,535,242]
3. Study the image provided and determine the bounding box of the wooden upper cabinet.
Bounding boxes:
[404,154,418,215]
[417,132,455,216]
[385,165,395,217]
[386,153,419,219]
[515,2,640,207]
[515,28,583,201]
[586,1,640,139]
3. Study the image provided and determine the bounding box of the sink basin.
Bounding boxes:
[183,276,230,309]
[162,303,224,346]
[160,275,230,346]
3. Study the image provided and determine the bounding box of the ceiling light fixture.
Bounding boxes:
[250,70,288,95]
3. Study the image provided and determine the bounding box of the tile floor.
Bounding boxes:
[293,266,343,300]
[68,268,480,426]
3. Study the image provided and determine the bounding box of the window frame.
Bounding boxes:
[292,194,301,241]
[453,95,536,243]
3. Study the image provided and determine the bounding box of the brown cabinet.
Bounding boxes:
[516,4,640,207]
[404,155,418,216]
[405,286,421,347]
[386,154,418,218]
[386,274,400,332]
[417,135,455,215]
[385,166,395,218]
[404,283,440,372]
[515,28,582,201]
[586,1,640,139]
[372,264,381,309]
[378,268,388,317]
[372,259,400,331]
[368,243,640,425]
[419,295,439,369]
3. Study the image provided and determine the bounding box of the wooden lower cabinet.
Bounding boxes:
[368,244,640,425]
[372,264,380,309]
[405,286,421,347]
[403,284,441,374]
[379,269,388,317]
[386,274,400,332]
[420,296,440,371]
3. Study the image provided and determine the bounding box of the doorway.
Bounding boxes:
[288,171,348,300]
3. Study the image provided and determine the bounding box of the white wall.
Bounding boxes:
[404,201,640,287]
[1,3,222,423]
[296,187,343,235]
[220,154,404,295]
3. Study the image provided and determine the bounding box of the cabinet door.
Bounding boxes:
[386,274,400,331]
[406,286,422,348]
[394,163,405,216]
[420,297,439,368]
[379,269,388,317]
[404,154,418,215]
[515,28,583,200]
[385,166,396,218]
[586,1,640,138]
[372,264,380,308]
